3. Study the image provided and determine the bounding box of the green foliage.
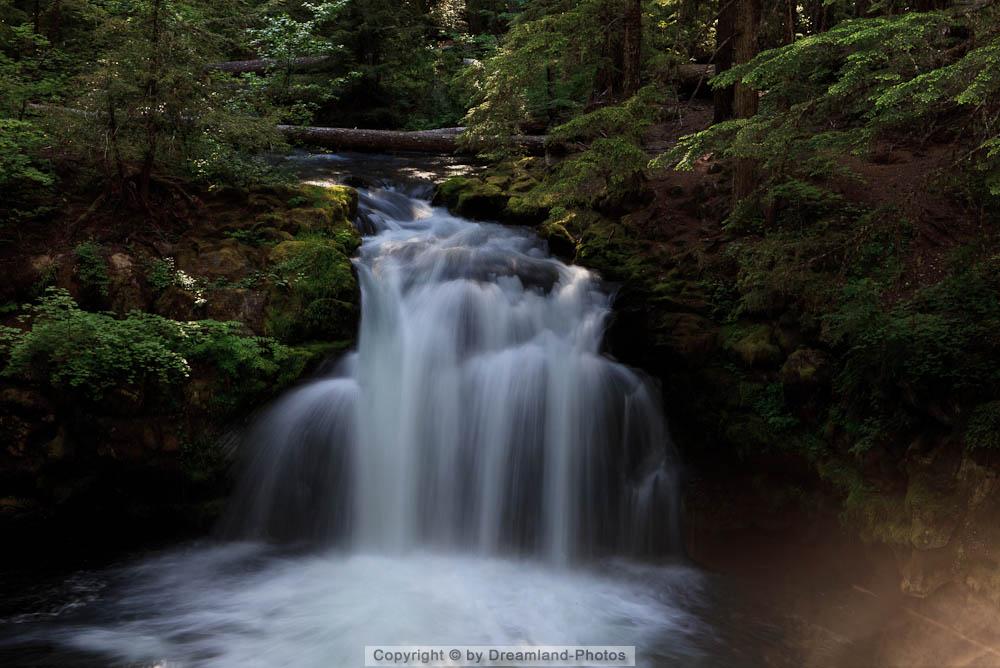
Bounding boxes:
[823,258,1000,451]
[521,87,663,209]
[1,288,192,401]
[323,0,473,129]
[74,241,110,298]
[145,257,176,292]
[657,9,1000,204]
[180,318,308,413]
[549,85,663,144]
[0,288,305,412]
[0,22,66,116]
[56,0,286,190]
[461,0,637,151]
[539,137,649,209]
[0,118,55,226]
[246,2,347,124]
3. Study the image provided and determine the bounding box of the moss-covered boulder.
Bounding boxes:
[434,158,550,225]
[254,185,358,236]
[780,348,829,387]
[264,236,360,344]
[435,176,509,220]
[722,323,784,369]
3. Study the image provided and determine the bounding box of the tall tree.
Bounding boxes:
[621,0,642,97]
[732,0,760,200]
[713,0,736,122]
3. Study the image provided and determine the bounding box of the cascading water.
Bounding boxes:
[223,184,680,561]
[0,158,715,668]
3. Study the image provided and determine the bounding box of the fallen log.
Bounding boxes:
[278,125,548,156]
[206,56,335,75]
[29,103,548,156]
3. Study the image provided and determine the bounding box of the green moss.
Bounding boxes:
[568,211,655,286]
[265,237,359,343]
[299,184,359,220]
[721,322,783,368]
[436,160,551,224]
[435,176,509,220]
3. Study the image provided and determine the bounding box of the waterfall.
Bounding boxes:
[223,184,681,561]
[2,166,709,668]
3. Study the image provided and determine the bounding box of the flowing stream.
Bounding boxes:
[0,156,729,667]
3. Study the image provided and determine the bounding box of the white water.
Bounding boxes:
[224,186,680,560]
[33,545,708,667]
[3,173,708,667]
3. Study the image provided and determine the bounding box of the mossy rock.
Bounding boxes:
[253,185,359,238]
[506,192,553,226]
[538,218,577,258]
[649,312,718,359]
[175,242,258,281]
[265,237,359,343]
[435,158,551,225]
[575,218,653,286]
[435,176,510,220]
[484,174,512,189]
[298,184,358,220]
[780,348,830,387]
[722,323,784,369]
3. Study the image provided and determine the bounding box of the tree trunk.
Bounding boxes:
[732,0,760,202]
[784,0,796,44]
[713,0,736,123]
[49,0,63,43]
[139,0,163,205]
[621,0,642,97]
[591,2,617,103]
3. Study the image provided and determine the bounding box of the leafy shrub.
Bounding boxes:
[526,87,664,211]
[537,137,649,210]
[74,241,110,298]
[0,289,305,411]
[180,319,308,414]
[0,119,55,226]
[1,289,191,401]
[823,258,1000,449]
[145,257,176,292]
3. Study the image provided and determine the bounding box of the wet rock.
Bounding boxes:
[204,288,267,334]
[0,386,58,471]
[179,244,252,280]
[155,286,204,321]
[107,252,150,313]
